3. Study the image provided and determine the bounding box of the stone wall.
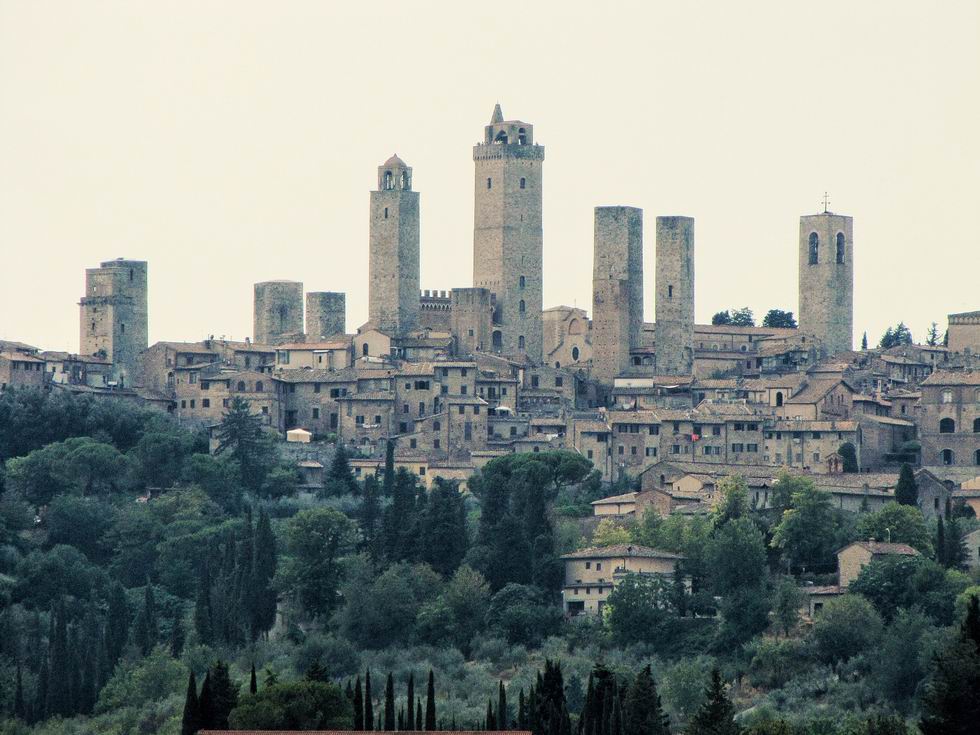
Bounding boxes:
[305,292,346,339]
[655,217,695,375]
[253,281,304,345]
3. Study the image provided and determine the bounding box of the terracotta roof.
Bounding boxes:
[561,544,683,561]
[921,369,980,386]
[842,540,920,557]
[591,491,638,505]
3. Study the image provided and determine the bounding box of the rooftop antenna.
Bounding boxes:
[822,191,831,213]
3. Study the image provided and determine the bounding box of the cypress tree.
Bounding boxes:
[399,708,405,730]
[946,518,969,570]
[361,474,383,559]
[385,672,396,730]
[354,676,364,730]
[251,508,278,638]
[67,626,82,715]
[181,671,200,735]
[46,601,70,717]
[134,581,159,655]
[895,463,918,506]
[194,563,214,645]
[34,655,48,723]
[206,661,238,730]
[611,685,623,735]
[106,582,129,665]
[487,700,496,730]
[14,664,26,720]
[407,672,415,730]
[686,670,738,735]
[937,517,947,567]
[365,670,374,731]
[623,665,670,735]
[518,689,527,731]
[383,439,396,497]
[920,595,980,734]
[416,698,423,730]
[250,663,258,694]
[425,670,436,730]
[198,671,214,730]
[498,680,508,730]
[170,617,186,658]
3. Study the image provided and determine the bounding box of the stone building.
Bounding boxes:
[798,211,853,356]
[591,279,631,385]
[655,217,695,375]
[918,369,980,467]
[594,207,644,348]
[369,155,420,337]
[543,306,590,368]
[947,310,980,354]
[305,292,346,339]
[837,540,919,588]
[0,352,46,392]
[450,287,493,355]
[253,280,304,345]
[79,258,148,387]
[472,104,544,361]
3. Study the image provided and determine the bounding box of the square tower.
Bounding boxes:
[798,211,853,356]
[655,217,695,375]
[473,104,545,362]
[594,206,644,349]
[591,279,631,385]
[369,155,420,337]
[254,280,304,345]
[79,258,148,387]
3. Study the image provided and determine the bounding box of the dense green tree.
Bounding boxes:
[706,517,768,594]
[761,309,797,329]
[214,397,276,491]
[730,307,755,327]
[686,669,739,735]
[406,673,415,732]
[45,495,117,561]
[417,478,468,576]
[383,467,422,562]
[384,672,395,730]
[919,595,980,734]
[365,670,374,732]
[857,501,931,552]
[895,463,918,506]
[283,507,356,618]
[425,669,436,730]
[326,443,358,496]
[353,676,364,730]
[45,600,71,718]
[873,608,936,711]
[250,508,278,638]
[811,595,883,665]
[181,670,200,735]
[849,555,966,624]
[771,476,837,572]
[105,581,129,665]
[498,680,508,730]
[943,517,969,570]
[838,442,859,473]
[486,584,562,647]
[861,332,868,350]
[711,311,733,325]
[133,581,159,655]
[606,573,676,646]
[771,576,804,637]
[229,679,351,730]
[417,564,490,653]
[200,660,238,730]
[359,474,383,559]
[623,664,670,735]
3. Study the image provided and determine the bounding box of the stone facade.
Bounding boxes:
[450,288,493,355]
[918,369,980,467]
[305,292,346,339]
[253,281,304,345]
[561,544,683,616]
[948,311,980,354]
[472,105,544,361]
[655,217,695,375]
[593,207,644,349]
[798,212,853,356]
[591,279,631,385]
[369,155,420,337]
[79,258,148,387]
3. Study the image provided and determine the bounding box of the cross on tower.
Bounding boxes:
[822,192,831,213]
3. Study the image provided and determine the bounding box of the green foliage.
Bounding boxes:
[712,311,733,325]
[606,573,677,646]
[919,595,980,734]
[771,577,805,637]
[282,506,356,618]
[838,443,859,473]
[762,310,798,329]
[771,475,838,573]
[590,518,632,547]
[707,517,768,594]
[856,502,931,553]
[849,555,968,624]
[485,584,562,646]
[215,397,278,493]
[810,595,883,665]
[686,669,740,735]
[894,464,917,506]
[96,647,187,714]
[230,678,351,730]
[879,323,913,349]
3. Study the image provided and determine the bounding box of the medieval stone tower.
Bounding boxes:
[254,280,304,345]
[305,292,346,340]
[799,211,853,356]
[369,155,420,337]
[450,287,494,356]
[593,207,644,348]
[79,258,148,387]
[473,104,544,361]
[655,217,695,375]
[592,279,631,385]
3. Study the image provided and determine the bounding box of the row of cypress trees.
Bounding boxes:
[348,669,438,730]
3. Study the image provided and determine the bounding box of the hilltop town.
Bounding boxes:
[3,105,979,504]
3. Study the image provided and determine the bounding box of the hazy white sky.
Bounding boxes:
[1,1,978,353]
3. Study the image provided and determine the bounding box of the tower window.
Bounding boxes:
[401,171,410,190]
[808,232,819,264]
[384,207,388,219]
[519,300,526,314]
[487,178,492,190]
[383,171,393,190]
[520,177,526,189]
[836,232,845,264]
[668,285,673,298]
[519,275,526,289]
[519,335,525,349]
[518,128,527,145]
[120,323,125,334]
[129,269,134,281]
[572,346,580,361]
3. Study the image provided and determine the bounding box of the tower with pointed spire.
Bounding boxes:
[472,104,545,361]
[369,154,420,337]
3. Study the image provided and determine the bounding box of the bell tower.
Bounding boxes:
[798,208,853,356]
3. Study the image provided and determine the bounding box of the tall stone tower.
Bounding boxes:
[655,217,695,375]
[254,280,304,345]
[369,155,420,337]
[594,207,644,349]
[473,104,544,362]
[591,279,631,385]
[79,258,148,387]
[450,287,494,356]
[306,292,346,340]
[799,211,853,355]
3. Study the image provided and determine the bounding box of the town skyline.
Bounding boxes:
[2,1,978,352]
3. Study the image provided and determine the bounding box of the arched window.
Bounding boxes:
[668,285,673,298]
[940,418,955,433]
[836,232,845,264]
[255,381,263,392]
[519,275,526,289]
[941,449,954,465]
[519,300,526,314]
[555,362,560,368]
[973,417,980,433]
[808,232,819,264]
[237,381,246,391]
[520,177,526,189]
[383,171,393,190]
[401,171,410,190]
[518,128,527,145]
[433,421,441,431]
[975,449,980,466]
[518,335,526,349]
[362,343,369,356]
[572,346,580,361]
[492,330,502,350]
[494,130,508,144]
[775,391,784,407]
